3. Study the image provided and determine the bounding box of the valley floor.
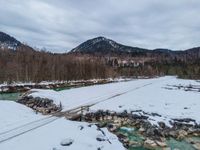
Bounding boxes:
[0,76,200,150]
[29,76,200,126]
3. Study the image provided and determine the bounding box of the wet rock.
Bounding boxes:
[193,143,200,150]
[144,139,157,148]
[96,122,107,128]
[169,130,178,138]
[158,121,166,129]
[155,140,167,147]
[107,123,114,129]
[139,127,145,132]
[109,124,118,132]
[129,140,142,147]
[116,133,127,142]
[177,130,188,139]
[146,127,162,138]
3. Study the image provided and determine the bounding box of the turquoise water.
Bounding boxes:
[53,86,72,91]
[0,85,78,101]
[166,138,196,150]
[118,127,149,150]
[0,93,21,101]
[118,127,198,150]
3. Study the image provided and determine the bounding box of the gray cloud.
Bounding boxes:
[0,0,200,53]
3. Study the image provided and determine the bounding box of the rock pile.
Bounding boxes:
[17,96,62,115]
[75,110,200,149]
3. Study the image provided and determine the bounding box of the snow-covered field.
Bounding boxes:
[29,76,200,126]
[0,101,124,150]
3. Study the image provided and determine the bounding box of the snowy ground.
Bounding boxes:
[0,101,124,150]
[0,101,44,133]
[1,76,200,150]
[29,76,200,126]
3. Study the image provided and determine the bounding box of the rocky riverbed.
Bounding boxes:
[16,94,200,149]
[71,110,200,150]
[0,79,115,94]
[16,93,200,150]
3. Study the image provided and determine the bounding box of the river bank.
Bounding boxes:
[0,78,134,94]
[73,110,200,150]
[17,93,200,149]
[12,76,200,149]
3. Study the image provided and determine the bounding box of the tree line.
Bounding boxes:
[0,46,199,83]
[0,46,114,83]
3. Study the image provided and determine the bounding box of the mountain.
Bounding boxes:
[70,36,200,60]
[0,31,21,50]
[70,36,150,55]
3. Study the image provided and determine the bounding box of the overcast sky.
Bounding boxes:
[1,0,200,53]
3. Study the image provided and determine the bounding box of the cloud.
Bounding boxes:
[0,0,200,53]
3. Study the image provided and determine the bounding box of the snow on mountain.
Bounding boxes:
[70,36,147,54]
[0,31,21,50]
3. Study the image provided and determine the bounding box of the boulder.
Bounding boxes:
[158,121,166,129]
[178,130,188,139]
[193,143,200,150]
[144,139,157,148]
[155,140,167,147]
[138,127,145,133]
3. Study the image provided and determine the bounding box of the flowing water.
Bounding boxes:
[166,138,196,150]
[117,127,199,150]
[0,93,21,101]
[0,86,75,101]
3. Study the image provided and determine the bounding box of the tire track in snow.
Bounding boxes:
[0,117,58,143]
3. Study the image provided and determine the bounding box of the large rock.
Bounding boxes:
[155,140,167,147]
[177,130,188,139]
[144,139,157,148]
[193,143,200,150]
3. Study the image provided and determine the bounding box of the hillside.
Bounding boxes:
[0,31,199,82]
[70,36,149,55]
[70,36,200,57]
[0,32,21,50]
